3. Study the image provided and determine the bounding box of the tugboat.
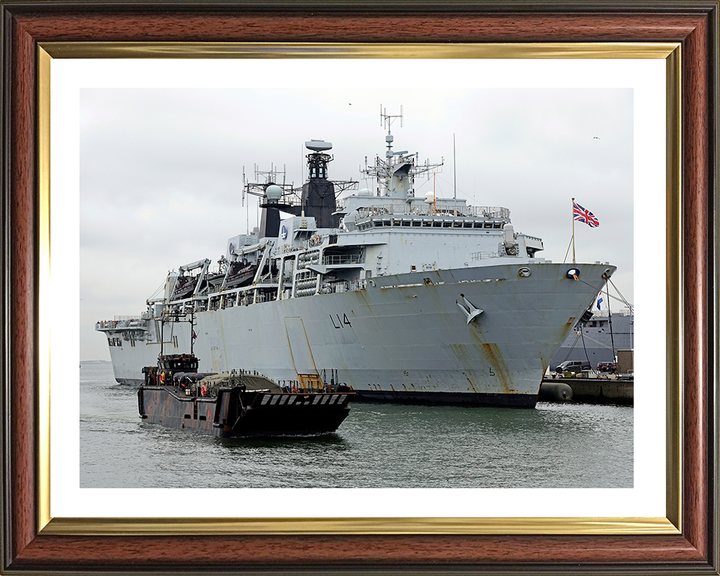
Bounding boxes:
[138,353,353,437]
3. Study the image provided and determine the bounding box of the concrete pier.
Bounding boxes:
[540,377,633,405]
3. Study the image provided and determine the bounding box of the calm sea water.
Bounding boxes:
[80,363,633,488]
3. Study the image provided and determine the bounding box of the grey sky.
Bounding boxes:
[80,86,634,361]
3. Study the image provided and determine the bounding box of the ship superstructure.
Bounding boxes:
[97,108,615,407]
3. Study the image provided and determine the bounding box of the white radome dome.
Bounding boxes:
[265,185,283,201]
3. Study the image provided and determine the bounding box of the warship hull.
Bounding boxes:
[106,261,613,408]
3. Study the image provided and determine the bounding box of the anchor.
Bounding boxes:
[456,294,483,324]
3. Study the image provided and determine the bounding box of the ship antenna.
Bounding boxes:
[380,104,404,162]
[241,167,246,207]
[433,173,437,215]
[453,133,457,202]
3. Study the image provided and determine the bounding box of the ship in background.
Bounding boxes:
[96,108,616,408]
[550,309,634,371]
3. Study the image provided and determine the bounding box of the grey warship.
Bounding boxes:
[97,108,616,407]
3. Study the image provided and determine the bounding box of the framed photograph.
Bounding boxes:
[2,2,717,573]
[64,57,651,515]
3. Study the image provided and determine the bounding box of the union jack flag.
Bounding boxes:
[573,201,600,228]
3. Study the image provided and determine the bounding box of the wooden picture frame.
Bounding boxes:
[1,2,717,573]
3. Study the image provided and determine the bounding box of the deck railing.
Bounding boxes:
[322,254,363,266]
[354,203,510,219]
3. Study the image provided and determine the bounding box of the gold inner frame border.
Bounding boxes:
[37,41,682,537]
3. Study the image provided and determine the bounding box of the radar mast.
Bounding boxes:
[361,105,443,199]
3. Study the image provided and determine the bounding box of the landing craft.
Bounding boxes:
[138,353,353,437]
[96,108,615,408]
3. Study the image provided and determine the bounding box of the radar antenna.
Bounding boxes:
[380,104,404,160]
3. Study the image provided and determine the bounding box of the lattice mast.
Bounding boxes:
[361,105,443,199]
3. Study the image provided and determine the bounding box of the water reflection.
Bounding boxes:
[219,433,346,450]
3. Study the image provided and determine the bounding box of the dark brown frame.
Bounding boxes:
[1,1,718,574]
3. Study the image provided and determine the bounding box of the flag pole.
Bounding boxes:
[571,197,576,263]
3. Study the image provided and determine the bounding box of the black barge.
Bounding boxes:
[138,354,353,437]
